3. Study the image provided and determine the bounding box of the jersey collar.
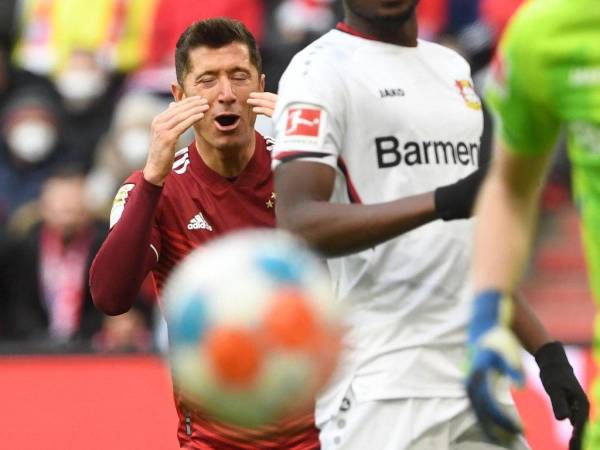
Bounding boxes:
[335,22,379,41]
[335,22,420,48]
[188,132,269,193]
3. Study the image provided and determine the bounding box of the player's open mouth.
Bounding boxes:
[214,114,241,131]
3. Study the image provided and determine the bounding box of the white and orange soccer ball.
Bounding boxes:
[163,229,342,427]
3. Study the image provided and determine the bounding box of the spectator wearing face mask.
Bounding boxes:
[0,86,65,225]
[54,49,123,171]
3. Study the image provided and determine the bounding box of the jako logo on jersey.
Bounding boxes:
[375,137,478,168]
[455,80,482,110]
[285,108,321,137]
[379,88,405,98]
[187,213,213,231]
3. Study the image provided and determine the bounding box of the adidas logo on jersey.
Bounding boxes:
[187,213,213,231]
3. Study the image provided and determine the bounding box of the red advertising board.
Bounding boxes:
[0,347,594,449]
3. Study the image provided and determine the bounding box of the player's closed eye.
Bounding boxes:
[197,76,217,87]
[231,72,250,83]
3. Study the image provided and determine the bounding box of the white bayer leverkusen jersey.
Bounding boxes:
[273,24,491,426]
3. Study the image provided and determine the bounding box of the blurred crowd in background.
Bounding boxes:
[1,0,576,354]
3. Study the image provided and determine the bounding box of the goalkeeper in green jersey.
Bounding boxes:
[467,0,598,449]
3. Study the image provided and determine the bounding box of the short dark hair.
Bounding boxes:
[174,18,262,85]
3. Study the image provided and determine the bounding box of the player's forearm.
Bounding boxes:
[472,149,550,294]
[476,167,553,354]
[90,178,161,315]
[511,292,552,354]
[277,192,437,257]
[472,169,539,292]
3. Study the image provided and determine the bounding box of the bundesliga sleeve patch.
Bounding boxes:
[276,105,327,153]
[110,183,135,229]
[285,108,322,137]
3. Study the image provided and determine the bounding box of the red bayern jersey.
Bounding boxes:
[140,133,276,294]
[90,132,319,449]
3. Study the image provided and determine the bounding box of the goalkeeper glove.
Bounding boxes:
[466,289,525,445]
[434,163,488,221]
[535,341,589,450]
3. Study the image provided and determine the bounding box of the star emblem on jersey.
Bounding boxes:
[266,192,276,209]
[285,108,322,137]
[455,80,482,110]
[187,212,213,231]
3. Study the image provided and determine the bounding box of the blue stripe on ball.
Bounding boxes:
[170,292,208,344]
[256,252,302,284]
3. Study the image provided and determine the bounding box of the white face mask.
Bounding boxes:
[117,128,150,168]
[56,69,108,110]
[7,120,58,163]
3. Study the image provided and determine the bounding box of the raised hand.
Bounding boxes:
[143,96,209,186]
[247,92,277,118]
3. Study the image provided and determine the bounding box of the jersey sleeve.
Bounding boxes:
[272,49,346,170]
[108,171,162,258]
[89,171,163,315]
[485,2,561,156]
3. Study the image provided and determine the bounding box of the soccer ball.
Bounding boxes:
[163,229,342,427]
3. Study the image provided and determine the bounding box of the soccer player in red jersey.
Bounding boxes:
[89,18,319,450]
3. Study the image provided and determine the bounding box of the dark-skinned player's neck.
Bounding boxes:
[343,12,418,47]
[194,134,256,178]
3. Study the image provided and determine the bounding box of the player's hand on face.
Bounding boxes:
[247,92,277,118]
[143,96,208,186]
[466,291,525,446]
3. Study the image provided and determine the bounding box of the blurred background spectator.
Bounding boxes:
[54,49,123,170]
[0,84,64,224]
[6,168,104,342]
[0,0,590,358]
[2,166,153,351]
[5,167,105,344]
